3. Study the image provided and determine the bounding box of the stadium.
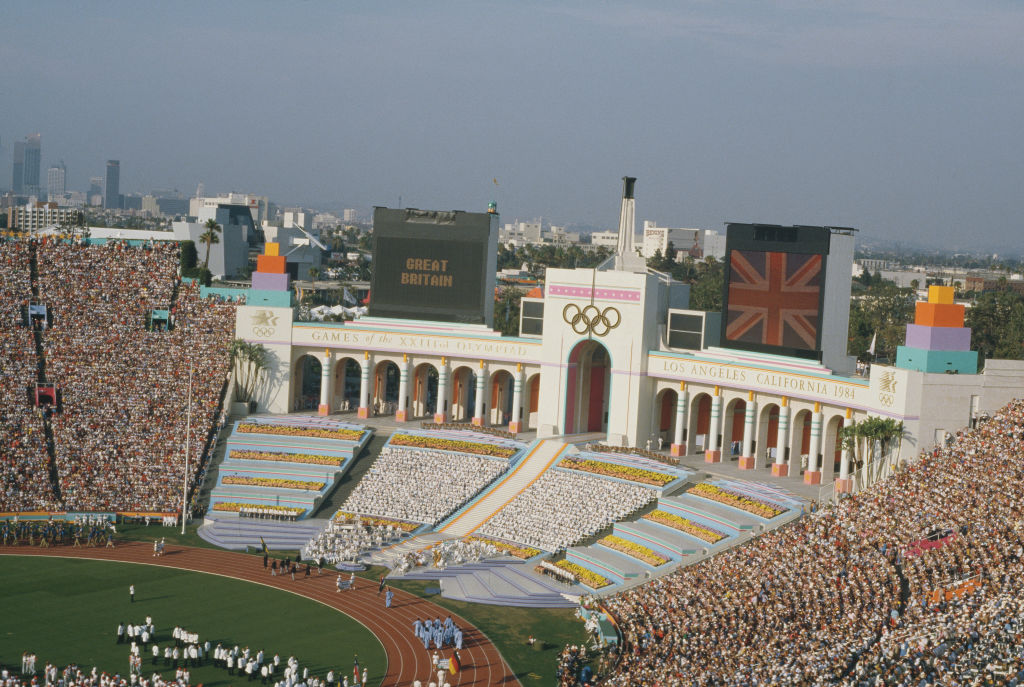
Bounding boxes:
[5,179,1024,686]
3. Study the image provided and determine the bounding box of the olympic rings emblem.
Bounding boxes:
[562,303,621,337]
[252,326,276,338]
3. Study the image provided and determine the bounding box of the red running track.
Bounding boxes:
[1,541,520,687]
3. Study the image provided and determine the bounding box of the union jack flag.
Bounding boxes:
[726,250,822,350]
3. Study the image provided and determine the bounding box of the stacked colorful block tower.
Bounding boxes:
[895,286,977,374]
[247,242,294,307]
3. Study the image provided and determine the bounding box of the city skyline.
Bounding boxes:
[3,1,1023,251]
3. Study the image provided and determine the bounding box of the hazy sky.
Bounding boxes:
[4,1,1023,251]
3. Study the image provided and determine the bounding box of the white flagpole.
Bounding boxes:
[181,363,194,535]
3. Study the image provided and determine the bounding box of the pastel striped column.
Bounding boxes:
[357,354,371,419]
[670,387,689,457]
[508,367,524,434]
[804,409,824,485]
[472,362,486,427]
[434,359,449,423]
[705,391,722,463]
[317,350,332,416]
[395,356,409,422]
[772,401,790,477]
[738,395,757,470]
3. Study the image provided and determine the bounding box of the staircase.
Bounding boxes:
[439,439,568,538]
[197,514,329,551]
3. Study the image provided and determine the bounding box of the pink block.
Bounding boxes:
[905,323,971,351]
[252,271,290,291]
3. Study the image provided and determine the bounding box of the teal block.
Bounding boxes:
[896,346,978,374]
[247,289,294,307]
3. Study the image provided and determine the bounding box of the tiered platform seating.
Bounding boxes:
[336,430,524,527]
[561,476,803,593]
[207,416,372,520]
[474,448,660,553]
[558,449,694,495]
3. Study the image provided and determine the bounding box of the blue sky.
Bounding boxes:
[3,1,1023,251]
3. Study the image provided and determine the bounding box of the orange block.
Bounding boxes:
[257,254,287,274]
[915,301,964,328]
[264,242,280,257]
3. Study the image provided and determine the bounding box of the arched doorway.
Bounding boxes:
[451,366,475,422]
[412,363,439,419]
[823,415,845,482]
[564,340,610,434]
[687,393,712,455]
[722,398,746,460]
[333,357,361,412]
[654,389,677,448]
[790,409,813,475]
[292,354,322,412]
[372,360,400,416]
[525,373,541,430]
[489,370,514,426]
[757,403,780,469]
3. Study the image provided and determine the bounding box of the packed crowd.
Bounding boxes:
[477,470,656,553]
[340,446,508,525]
[589,400,1024,686]
[35,241,235,512]
[0,241,55,511]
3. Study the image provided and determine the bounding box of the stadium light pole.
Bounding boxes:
[181,363,194,535]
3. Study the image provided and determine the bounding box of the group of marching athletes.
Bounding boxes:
[0,517,115,548]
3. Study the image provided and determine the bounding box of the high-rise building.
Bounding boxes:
[104,160,120,209]
[23,135,41,196]
[12,141,25,194]
[11,134,41,195]
[47,162,66,200]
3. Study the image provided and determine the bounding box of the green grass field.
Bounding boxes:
[0,557,386,686]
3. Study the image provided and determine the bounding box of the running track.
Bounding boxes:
[1,541,520,687]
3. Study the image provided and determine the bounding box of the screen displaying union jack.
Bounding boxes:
[725,249,823,351]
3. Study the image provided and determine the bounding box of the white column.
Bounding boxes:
[836,409,856,494]
[773,401,790,476]
[357,353,371,419]
[472,361,487,426]
[509,366,524,433]
[804,409,824,484]
[739,396,757,469]
[671,387,689,457]
[317,350,332,416]
[395,355,410,422]
[434,358,449,423]
[705,391,722,462]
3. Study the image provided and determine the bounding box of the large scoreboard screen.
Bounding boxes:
[720,224,830,359]
[369,207,497,325]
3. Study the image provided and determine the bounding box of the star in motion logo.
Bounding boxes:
[251,310,279,327]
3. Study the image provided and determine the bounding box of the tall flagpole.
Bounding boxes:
[181,363,194,535]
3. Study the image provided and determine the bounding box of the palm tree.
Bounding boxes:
[230,339,269,404]
[199,218,222,270]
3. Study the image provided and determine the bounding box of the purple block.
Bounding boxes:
[905,323,971,351]
[252,271,290,291]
